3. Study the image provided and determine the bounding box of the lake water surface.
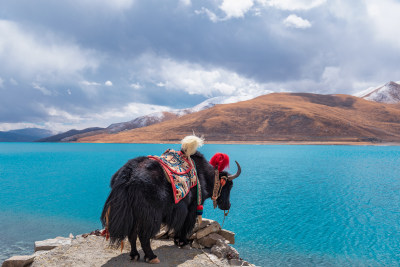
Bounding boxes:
[1,143,400,266]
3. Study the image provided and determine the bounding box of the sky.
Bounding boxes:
[1,0,400,132]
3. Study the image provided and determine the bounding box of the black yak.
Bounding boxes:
[100,136,241,263]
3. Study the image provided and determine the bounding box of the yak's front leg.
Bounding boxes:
[174,202,197,247]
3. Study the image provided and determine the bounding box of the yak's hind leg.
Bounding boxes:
[139,232,160,264]
[173,201,196,247]
[136,204,162,263]
[128,229,140,261]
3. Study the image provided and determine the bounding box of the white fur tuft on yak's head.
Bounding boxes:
[181,135,204,156]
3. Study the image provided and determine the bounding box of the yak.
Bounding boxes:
[100,136,241,264]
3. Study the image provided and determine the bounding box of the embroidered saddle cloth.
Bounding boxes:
[148,149,198,204]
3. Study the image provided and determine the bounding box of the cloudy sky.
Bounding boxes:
[1,0,400,132]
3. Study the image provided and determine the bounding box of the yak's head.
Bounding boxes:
[216,161,241,211]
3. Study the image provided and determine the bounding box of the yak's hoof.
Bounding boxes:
[145,256,160,264]
[174,238,188,247]
[130,253,140,261]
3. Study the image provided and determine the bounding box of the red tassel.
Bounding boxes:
[210,153,229,172]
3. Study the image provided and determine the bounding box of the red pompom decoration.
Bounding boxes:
[210,153,229,172]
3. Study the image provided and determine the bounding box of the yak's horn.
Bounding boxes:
[228,161,241,181]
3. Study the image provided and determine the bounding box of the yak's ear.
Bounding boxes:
[181,135,204,156]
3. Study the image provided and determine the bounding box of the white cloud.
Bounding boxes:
[0,20,98,79]
[133,54,274,98]
[219,0,254,19]
[283,14,312,29]
[0,122,52,132]
[78,0,134,10]
[267,0,326,11]
[44,106,83,122]
[366,0,400,47]
[33,102,172,132]
[91,102,171,121]
[197,0,324,22]
[32,83,52,96]
[156,82,166,87]
[320,66,350,92]
[80,80,101,86]
[179,0,191,6]
[130,83,142,89]
[196,0,254,21]
[67,89,72,95]
[9,78,18,85]
[79,80,102,97]
[195,7,219,22]
[0,77,3,88]
[105,80,113,86]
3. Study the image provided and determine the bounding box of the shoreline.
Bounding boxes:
[72,140,400,146]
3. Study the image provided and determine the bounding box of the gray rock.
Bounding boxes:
[188,232,197,240]
[33,251,50,257]
[196,221,221,239]
[34,237,72,252]
[193,218,214,232]
[197,233,225,248]
[218,229,235,244]
[2,255,35,267]
[229,259,251,266]
[155,225,169,239]
[191,239,205,249]
[211,240,239,259]
[74,234,85,242]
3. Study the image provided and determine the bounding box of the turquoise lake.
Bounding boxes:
[1,143,400,266]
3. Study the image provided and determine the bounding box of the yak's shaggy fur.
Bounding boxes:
[100,151,234,262]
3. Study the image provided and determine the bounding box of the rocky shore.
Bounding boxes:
[2,219,256,267]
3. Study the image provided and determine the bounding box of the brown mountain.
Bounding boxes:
[77,93,400,143]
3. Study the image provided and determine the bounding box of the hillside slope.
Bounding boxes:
[41,95,257,142]
[77,93,400,143]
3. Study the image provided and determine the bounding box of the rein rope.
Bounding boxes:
[222,209,229,228]
[211,166,230,226]
[189,156,203,225]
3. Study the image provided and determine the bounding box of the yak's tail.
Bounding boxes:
[100,184,136,246]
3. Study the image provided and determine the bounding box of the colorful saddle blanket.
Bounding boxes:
[148,149,198,204]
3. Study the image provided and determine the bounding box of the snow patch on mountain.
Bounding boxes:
[354,81,400,104]
[107,111,175,133]
[175,95,257,116]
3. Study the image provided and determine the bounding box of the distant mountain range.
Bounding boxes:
[4,81,400,143]
[39,95,256,142]
[38,127,105,142]
[0,128,53,142]
[77,93,400,143]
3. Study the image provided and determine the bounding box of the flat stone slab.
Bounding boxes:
[198,233,225,248]
[218,229,235,244]
[2,255,35,267]
[34,237,72,252]
[31,235,238,267]
[196,221,221,239]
